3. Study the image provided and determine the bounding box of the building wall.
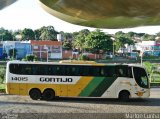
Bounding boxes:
[3,41,18,54]
[31,40,62,59]
[62,50,72,59]
[0,44,3,59]
[62,50,103,60]
[15,42,32,59]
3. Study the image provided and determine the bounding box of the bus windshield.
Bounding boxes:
[133,67,149,89]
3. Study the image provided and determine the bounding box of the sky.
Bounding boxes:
[0,0,160,34]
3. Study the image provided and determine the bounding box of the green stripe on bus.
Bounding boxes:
[89,77,117,97]
[79,77,104,97]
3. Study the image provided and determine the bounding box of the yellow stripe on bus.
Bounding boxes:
[67,76,93,96]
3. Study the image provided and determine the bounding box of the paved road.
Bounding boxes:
[0,88,159,119]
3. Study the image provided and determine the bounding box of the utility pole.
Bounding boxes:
[111,37,115,59]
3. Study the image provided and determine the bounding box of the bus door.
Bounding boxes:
[115,66,133,96]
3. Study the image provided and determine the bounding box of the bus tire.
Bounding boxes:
[29,88,41,100]
[42,89,55,101]
[119,90,130,101]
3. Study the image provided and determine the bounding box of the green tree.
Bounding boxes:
[85,29,112,53]
[78,54,90,60]
[3,30,13,41]
[0,68,5,83]
[115,31,125,38]
[142,34,156,41]
[79,29,90,36]
[143,62,154,82]
[21,28,35,40]
[12,30,22,41]
[34,29,41,40]
[114,31,135,52]
[126,32,135,38]
[63,40,72,50]
[136,33,145,37]
[60,31,73,41]
[74,32,87,52]
[156,32,160,37]
[0,28,13,41]
[39,26,58,40]
[73,29,90,52]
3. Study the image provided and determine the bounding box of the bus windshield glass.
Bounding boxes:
[133,67,149,88]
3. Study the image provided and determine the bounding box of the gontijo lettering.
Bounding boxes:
[40,77,73,82]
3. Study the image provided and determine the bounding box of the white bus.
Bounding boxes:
[6,61,150,101]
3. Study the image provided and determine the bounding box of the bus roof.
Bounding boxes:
[6,60,144,68]
[59,60,97,64]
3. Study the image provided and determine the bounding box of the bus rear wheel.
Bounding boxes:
[29,88,41,100]
[42,89,55,101]
[119,90,130,101]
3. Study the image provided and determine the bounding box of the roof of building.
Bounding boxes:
[31,40,62,46]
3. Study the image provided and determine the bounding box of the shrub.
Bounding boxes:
[78,54,90,60]
[23,54,38,61]
[0,67,6,83]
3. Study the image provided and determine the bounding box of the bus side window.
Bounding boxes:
[20,64,32,75]
[43,65,48,75]
[71,66,78,76]
[10,64,20,74]
[127,67,133,78]
[88,66,98,76]
[64,65,72,76]
[100,67,105,76]
[57,65,65,76]
[78,66,84,76]
[56,66,61,75]
[32,65,38,75]
[26,65,32,75]
[47,66,52,75]
[93,66,101,76]
[103,66,116,77]
[117,68,124,77]
[51,66,58,75]
[116,66,128,77]
[81,66,90,76]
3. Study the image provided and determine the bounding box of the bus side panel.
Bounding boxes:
[57,77,93,97]
[7,83,19,95]
[67,84,82,97]
[67,76,93,97]
[19,83,28,95]
[60,85,68,96]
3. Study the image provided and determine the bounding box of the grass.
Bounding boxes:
[0,83,5,90]
[0,83,5,93]
[150,73,160,83]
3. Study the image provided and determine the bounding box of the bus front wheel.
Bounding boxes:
[29,88,41,100]
[119,90,130,101]
[42,89,55,101]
